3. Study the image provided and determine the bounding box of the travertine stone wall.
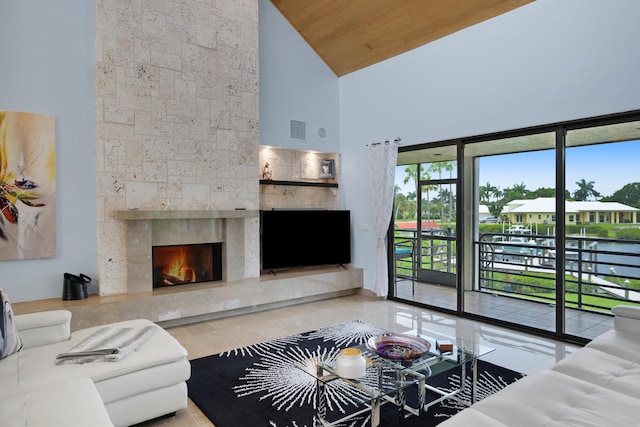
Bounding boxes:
[95,0,259,295]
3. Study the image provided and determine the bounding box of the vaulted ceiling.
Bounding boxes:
[270,0,535,76]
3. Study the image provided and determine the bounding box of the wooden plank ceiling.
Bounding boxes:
[270,0,535,76]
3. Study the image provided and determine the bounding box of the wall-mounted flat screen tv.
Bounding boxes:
[260,210,351,271]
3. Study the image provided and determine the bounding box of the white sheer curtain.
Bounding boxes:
[368,138,400,298]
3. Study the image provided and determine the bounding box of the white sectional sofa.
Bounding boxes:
[1,309,191,427]
[440,305,640,426]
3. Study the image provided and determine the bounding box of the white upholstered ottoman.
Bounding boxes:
[7,311,190,427]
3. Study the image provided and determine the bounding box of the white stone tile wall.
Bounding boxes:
[95,0,259,295]
[258,146,340,210]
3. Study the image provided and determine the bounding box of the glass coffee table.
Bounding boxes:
[301,329,494,427]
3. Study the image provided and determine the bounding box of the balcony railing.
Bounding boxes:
[394,228,456,280]
[393,230,640,312]
[477,233,640,312]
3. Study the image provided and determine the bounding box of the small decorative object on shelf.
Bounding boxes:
[436,340,453,353]
[319,159,334,178]
[262,162,272,180]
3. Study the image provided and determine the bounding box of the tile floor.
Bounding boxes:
[139,294,582,426]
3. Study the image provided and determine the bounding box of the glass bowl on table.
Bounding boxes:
[366,334,432,362]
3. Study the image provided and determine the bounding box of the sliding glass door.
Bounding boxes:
[563,121,640,338]
[417,179,457,282]
[464,132,558,334]
[393,145,458,310]
[391,110,640,342]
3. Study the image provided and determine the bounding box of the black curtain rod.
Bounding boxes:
[367,137,401,147]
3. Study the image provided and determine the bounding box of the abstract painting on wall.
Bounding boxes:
[0,111,56,260]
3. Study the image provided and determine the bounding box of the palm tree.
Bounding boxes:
[444,162,455,228]
[393,186,410,220]
[405,164,437,223]
[403,166,426,201]
[428,161,455,227]
[492,187,504,202]
[438,187,456,226]
[421,182,437,224]
[480,182,499,203]
[403,165,424,222]
[573,179,601,201]
[512,182,528,196]
[503,182,529,203]
[427,161,449,180]
[403,165,420,192]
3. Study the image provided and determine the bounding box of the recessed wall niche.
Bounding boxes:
[258,146,340,210]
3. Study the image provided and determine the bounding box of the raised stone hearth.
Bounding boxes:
[12,266,363,331]
[12,208,362,330]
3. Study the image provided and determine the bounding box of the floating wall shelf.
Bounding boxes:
[259,180,338,188]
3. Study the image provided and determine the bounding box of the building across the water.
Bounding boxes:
[502,197,639,225]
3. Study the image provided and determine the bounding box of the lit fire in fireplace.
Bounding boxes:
[163,248,196,285]
[153,243,222,288]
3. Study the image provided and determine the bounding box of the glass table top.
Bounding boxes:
[297,328,495,426]
[304,328,495,389]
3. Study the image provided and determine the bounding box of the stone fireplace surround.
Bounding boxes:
[114,209,260,294]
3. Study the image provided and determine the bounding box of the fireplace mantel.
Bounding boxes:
[114,209,259,221]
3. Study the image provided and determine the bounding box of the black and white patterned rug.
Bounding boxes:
[187,320,523,427]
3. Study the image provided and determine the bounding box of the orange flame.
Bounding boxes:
[164,249,196,283]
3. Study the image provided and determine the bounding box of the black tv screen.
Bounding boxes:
[261,210,351,271]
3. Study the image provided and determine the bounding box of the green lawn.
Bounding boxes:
[536,292,640,311]
[482,271,640,312]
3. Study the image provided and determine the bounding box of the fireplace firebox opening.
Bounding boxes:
[152,243,222,288]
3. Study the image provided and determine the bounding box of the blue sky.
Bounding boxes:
[396,140,640,198]
[483,140,639,197]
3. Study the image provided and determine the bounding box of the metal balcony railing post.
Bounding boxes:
[576,240,584,310]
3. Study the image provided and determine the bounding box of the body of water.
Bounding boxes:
[591,241,640,280]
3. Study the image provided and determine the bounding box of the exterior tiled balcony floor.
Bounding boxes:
[395,279,614,340]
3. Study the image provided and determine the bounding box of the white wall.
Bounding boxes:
[258,0,340,152]
[0,1,96,302]
[339,0,640,291]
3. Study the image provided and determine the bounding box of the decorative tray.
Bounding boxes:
[366,334,432,361]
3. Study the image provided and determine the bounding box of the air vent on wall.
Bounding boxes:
[290,120,306,140]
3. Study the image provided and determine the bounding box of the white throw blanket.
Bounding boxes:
[55,325,157,365]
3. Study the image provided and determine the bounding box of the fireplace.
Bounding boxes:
[116,211,259,295]
[152,243,223,288]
